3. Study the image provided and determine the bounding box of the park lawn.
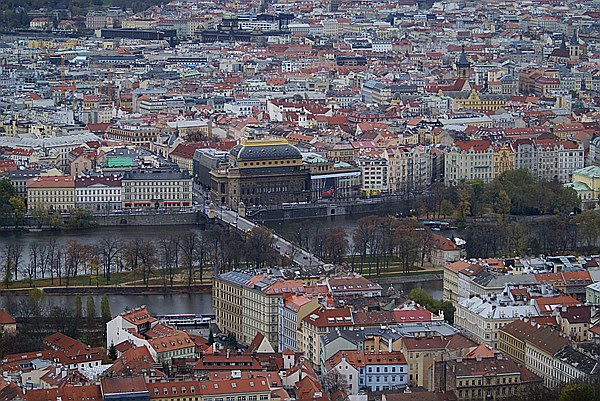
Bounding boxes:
[7,270,145,289]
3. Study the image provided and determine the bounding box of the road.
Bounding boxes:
[216,207,324,268]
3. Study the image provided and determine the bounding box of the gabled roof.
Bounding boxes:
[500,319,569,355]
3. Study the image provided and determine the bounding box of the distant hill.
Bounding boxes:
[0,0,162,30]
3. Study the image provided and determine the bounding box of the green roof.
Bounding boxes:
[564,181,592,192]
[107,157,134,168]
[574,165,600,179]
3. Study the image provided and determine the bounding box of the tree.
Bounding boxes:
[9,197,25,227]
[101,294,111,324]
[408,288,455,324]
[493,189,511,220]
[3,255,12,289]
[352,216,375,275]
[322,369,349,395]
[179,232,199,285]
[395,219,428,274]
[559,382,596,401]
[456,184,473,224]
[74,294,82,321]
[108,342,118,361]
[99,237,120,284]
[573,211,600,250]
[246,226,275,269]
[439,199,455,219]
[323,228,348,264]
[86,295,96,328]
[208,329,215,346]
[69,207,96,228]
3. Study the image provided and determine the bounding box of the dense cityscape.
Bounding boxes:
[0,0,599,400]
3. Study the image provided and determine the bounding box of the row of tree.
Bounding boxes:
[0,224,284,288]
[292,208,599,270]
[0,290,112,354]
[463,211,600,258]
[403,169,582,222]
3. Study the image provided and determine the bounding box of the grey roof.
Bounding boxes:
[122,168,190,180]
[4,169,42,179]
[0,133,100,149]
[457,47,470,67]
[390,322,459,337]
[554,346,599,375]
[217,270,254,286]
[574,165,600,179]
[230,142,302,161]
[472,271,539,289]
[321,327,402,347]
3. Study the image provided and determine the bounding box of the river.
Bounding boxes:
[0,216,445,316]
[0,292,214,317]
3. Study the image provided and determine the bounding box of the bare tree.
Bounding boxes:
[179,232,199,285]
[322,369,349,395]
[246,226,275,269]
[99,237,120,284]
[352,216,375,275]
[158,236,178,289]
[25,243,39,287]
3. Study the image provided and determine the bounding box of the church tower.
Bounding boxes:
[456,45,471,79]
[569,30,581,58]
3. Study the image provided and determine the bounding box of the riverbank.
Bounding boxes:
[0,284,212,296]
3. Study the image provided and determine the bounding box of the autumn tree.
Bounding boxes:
[559,382,596,401]
[65,240,87,287]
[573,211,600,251]
[323,228,348,264]
[395,219,428,274]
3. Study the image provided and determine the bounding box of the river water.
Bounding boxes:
[0,216,445,315]
[0,292,214,317]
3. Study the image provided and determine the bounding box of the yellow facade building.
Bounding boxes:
[26,176,75,211]
[493,144,515,178]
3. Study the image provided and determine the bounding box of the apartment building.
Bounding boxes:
[498,319,599,388]
[107,123,162,146]
[121,168,192,210]
[444,140,494,185]
[325,350,408,394]
[356,155,388,196]
[433,353,542,400]
[26,176,75,211]
[297,307,354,371]
[278,295,319,353]
[399,333,477,389]
[213,271,307,348]
[513,136,585,183]
[443,260,479,303]
[386,146,432,194]
[493,144,514,178]
[106,307,194,368]
[454,296,538,349]
[74,175,121,212]
[146,378,271,401]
